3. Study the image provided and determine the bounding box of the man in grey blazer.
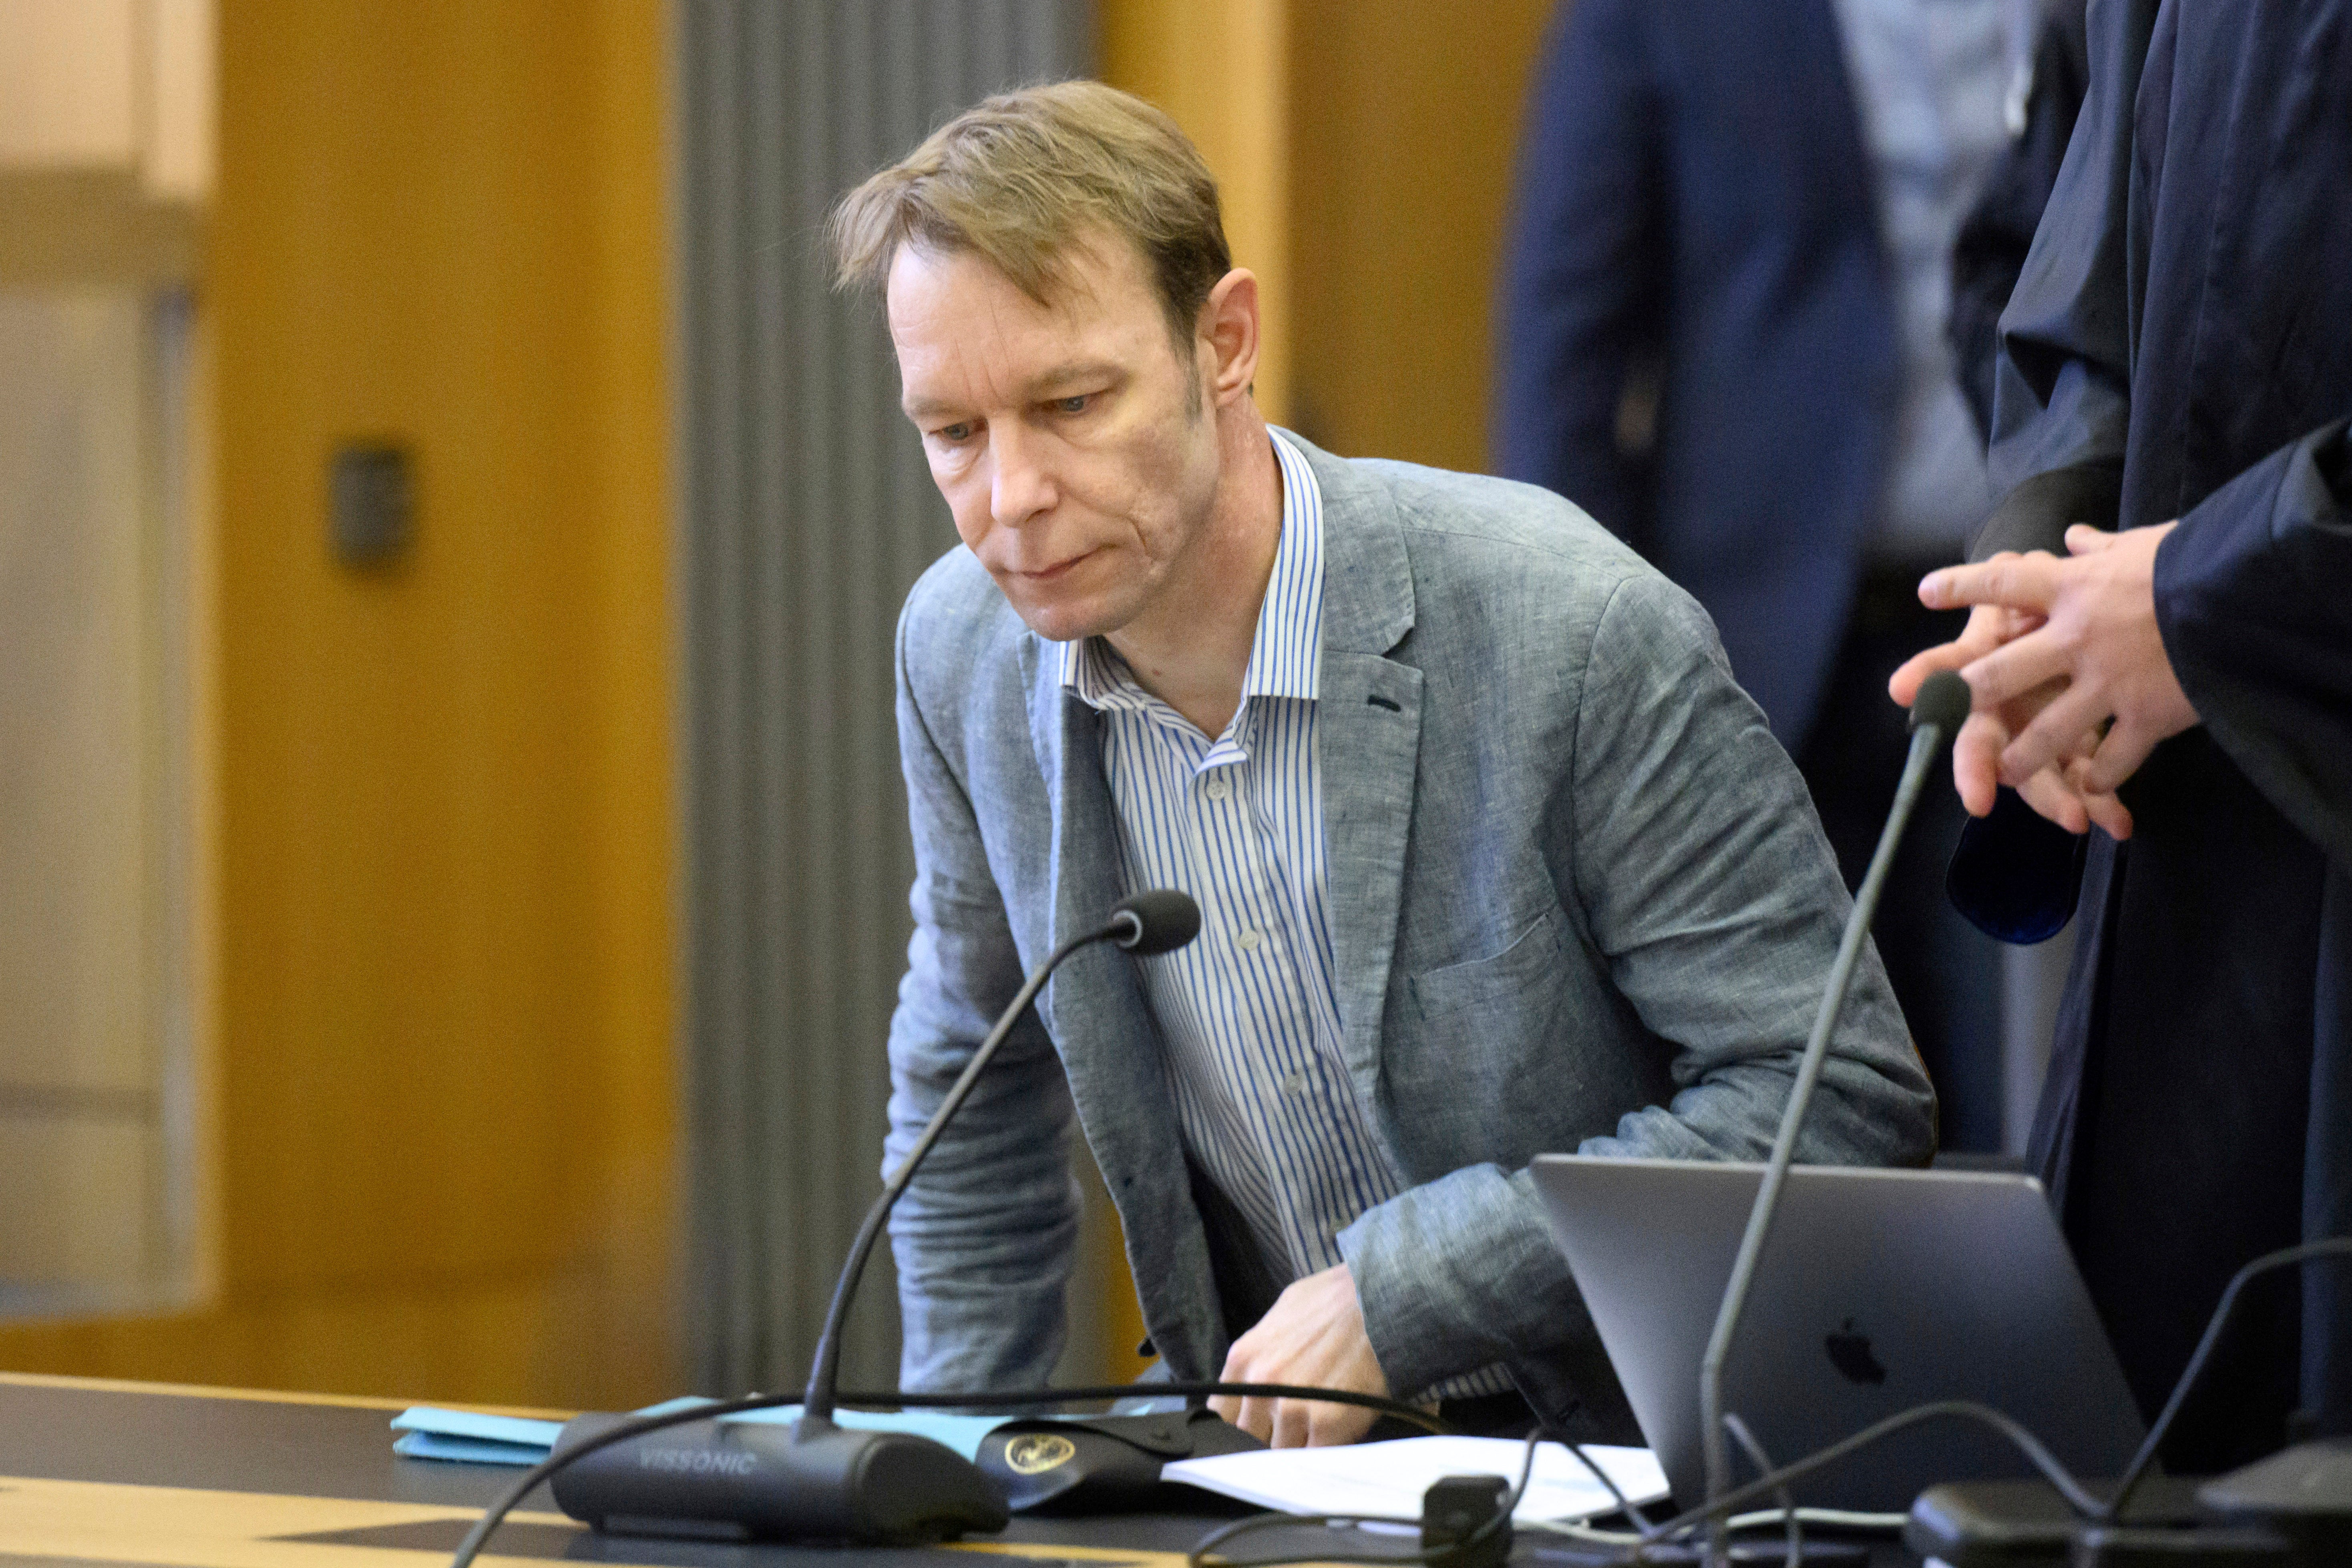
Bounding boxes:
[832,82,1935,1448]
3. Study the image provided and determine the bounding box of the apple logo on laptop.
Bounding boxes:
[1825,1319,1888,1385]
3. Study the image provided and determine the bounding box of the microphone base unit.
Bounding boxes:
[1908,1442,2352,1568]
[549,1411,1010,1545]
[1907,1477,2200,1566]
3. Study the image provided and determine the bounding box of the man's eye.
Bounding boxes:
[1055,395,1090,415]
[936,422,974,442]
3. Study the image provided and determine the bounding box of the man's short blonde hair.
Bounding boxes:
[829,80,1232,353]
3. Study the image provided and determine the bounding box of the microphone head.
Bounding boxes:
[1110,889,1201,955]
[1909,669,1973,739]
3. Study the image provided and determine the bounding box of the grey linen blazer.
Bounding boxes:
[884,432,1936,1425]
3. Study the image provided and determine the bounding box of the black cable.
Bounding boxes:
[1721,1414,1799,1568]
[1552,1433,1662,1542]
[1512,1371,1662,1544]
[2102,1235,2352,1523]
[1634,1398,2106,1546]
[445,1379,1450,1568]
[1506,1402,2094,1568]
[1186,1425,1543,1568]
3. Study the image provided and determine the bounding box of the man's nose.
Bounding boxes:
[989,424,1056,530]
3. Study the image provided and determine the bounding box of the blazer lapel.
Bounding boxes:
[1022,640,1141,1047]
[1025,642,1119,957]
[1022,635,1225,1374]
[1293,436,1423,1090]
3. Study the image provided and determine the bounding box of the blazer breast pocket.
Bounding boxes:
[1407,903,1574,1045]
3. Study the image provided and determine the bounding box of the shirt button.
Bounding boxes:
[1282,1069,1308,1096]
[1236,927,1262,952]
[1204,776,1230,800]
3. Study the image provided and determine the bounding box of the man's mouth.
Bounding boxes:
[1015,548,1098,583]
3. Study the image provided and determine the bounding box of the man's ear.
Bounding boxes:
[1198,268,1261,408]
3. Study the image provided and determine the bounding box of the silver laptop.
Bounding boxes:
[1530,1155,2147,1513]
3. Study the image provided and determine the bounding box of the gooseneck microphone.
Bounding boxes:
[1695,671,1970,1566]
[540,889,1202,1549]
[800,886,1201,1428]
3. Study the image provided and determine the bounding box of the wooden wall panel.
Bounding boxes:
[1286,0,1558,470]
[0,0,675,1410]
[1102,0,1291,426]
[1104,0,1557,464]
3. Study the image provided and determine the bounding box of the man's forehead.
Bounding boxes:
[887,236,1163,408]
[888,232,1155,332]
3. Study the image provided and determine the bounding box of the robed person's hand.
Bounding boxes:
[1888,554,2106,831]
[1896,523,2201,840]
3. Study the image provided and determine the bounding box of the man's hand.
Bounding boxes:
[1896,524,2198,839]
[1208,1262,1390,1447]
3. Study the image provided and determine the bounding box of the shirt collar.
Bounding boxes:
[1059,428,1325,710]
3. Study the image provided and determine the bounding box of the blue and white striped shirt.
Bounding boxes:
[1062,432,1504,1397]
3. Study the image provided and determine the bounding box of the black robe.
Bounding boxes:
[1949,0,2352,1474]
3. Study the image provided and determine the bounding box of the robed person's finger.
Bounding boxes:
[1999,680,2112,788]
[2080,786,2135,840]
[1920,551,2064,615]
[1960,625,2079,710]
[2015,764,2093,836]
[1952,710,2013,818]
[2063,523,2122,555]
[1890,599,2027,705]
[2081,716,2167,799]
[1890,638,1976,708]
[2061,754,2135,839]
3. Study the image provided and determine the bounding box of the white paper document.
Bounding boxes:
[1161,1436,1670,1525]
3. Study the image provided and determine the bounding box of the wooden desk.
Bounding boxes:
[0,1372,1211,1567]
[0,1373,1933,1566]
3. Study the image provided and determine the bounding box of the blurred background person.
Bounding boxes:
[1945,0,2091,444]
[1495,0,2031,1150]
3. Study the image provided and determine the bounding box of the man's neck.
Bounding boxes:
[1105,411,1283,738]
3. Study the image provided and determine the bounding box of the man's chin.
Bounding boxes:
[1021,611,1118,644]
[999,588,1130,645]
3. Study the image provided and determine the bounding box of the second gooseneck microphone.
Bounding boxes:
[1694,670,1972,1566]
[546,889,1202,1547]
